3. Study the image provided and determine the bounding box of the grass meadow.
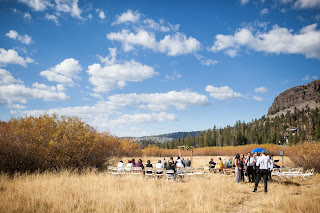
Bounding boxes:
[0,156,319,213]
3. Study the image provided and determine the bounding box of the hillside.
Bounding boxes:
[267,79,320,117]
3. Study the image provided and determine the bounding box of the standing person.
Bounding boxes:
[268,155,274,182]
[239,155,245,182]
[245,153,255,183]
[253,152,259,180]
[253,151,270,193]
[218,157,224,172]
[185,158,191,167]
[234,154,241,183]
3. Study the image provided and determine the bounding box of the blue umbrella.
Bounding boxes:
[251,147,268,153]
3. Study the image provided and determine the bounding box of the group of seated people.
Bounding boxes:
[208,157,233,172]
[116,156,192,176]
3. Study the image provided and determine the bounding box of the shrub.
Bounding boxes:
[287,142,320,172]
[0,115,136,173]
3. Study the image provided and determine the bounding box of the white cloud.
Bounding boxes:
[0,68,23,85]
[0,69,68,105]
[294,0,320,9]
[165,72,182,80]
[107,30,201,56]
[240,0,250,5]
[0,48,34,67]
[22,90,208,130]
[195,54,219,66]
[158,33,201,56]
[205,85,245,100]
[107,90,210,111]
[87,60,157,93]
[260,8,269,15]
[111,112,176,125]
[24,13,32,20]
[18,0,49,11]
[40,58,82,86]
[303,75,319,80]
[253,95,263,101]
[55,0,83,19]
[10,103,26,109]
[45,14,59,25]
[95,9,106,20]
[98,10,106,20]
[255,87,268,93]
[107,29,157,52]
[113,9,141,25]
[6,30,32,45]
[210,23,320,59]
[143,18,179,32]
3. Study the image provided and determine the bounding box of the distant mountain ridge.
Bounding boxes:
[129,131,201,143]
[267,79,320,117]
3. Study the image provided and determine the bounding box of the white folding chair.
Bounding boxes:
[155,168,164,179]
[132,167,143,175]
[145,167,154,178]
[165,169,175,181]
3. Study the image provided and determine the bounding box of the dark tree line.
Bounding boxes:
[145,107,320,149]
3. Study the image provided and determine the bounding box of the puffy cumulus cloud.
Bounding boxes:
[294,0,320,9]
[205,85,245,100]
[107,29,157,52]
[0,48,34,67]
[0,69,68,105]
[5,30,32,44]
[87,60,157,93]
[0,68,23,85]
[95,9,106,20]
[107,30,201,56]
[40,58,82,86]
[45,14,59,25]
[113,9,141,25]
[55,0,82,19]
[210,23,320,59]
[255,87,268,93]
[158,33,201,56]
[18,0,50,11]
[110,112,176,125]
[107,90,210,111]
[253,95,263,101]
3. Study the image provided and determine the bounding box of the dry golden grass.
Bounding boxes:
[0,156,319,213]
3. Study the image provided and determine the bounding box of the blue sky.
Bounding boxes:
[0,0,319,137]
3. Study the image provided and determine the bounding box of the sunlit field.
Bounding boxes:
[1,156,318,213]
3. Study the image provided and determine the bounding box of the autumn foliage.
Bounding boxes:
[287,142,320,172]
[0,115,141,173]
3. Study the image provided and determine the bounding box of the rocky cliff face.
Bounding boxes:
[268,79,320,116]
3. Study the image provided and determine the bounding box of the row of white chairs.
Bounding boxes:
[272,167,315,181]
[107,166,206,181]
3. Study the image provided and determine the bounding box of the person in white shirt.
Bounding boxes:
[125,160,133,172]
[117,160,125,172]
[155,160,164,174]
[253,151,270,193]
[268,155,274,181]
